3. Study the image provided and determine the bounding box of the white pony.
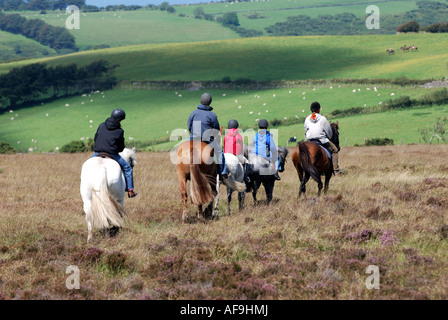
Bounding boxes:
[213,153,247,217]
[80,148,136,242]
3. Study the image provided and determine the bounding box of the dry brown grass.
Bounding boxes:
[1,145,448,300]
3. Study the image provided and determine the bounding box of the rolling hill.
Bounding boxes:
[1,33,447,81]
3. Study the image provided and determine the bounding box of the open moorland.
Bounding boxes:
[0,144,448,300]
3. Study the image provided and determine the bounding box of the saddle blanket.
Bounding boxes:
[309,140,332,160]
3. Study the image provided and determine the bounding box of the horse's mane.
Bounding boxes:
[120,147,136,167]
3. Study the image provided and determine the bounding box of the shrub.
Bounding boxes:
[0,141,16,154]
[365,138,394,146]
[397,20,420,33]
[60,140,88,153]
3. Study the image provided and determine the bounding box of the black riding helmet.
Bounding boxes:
[111,108,126,121]
[258,119,269,129]
[200,93,212,106]
[228,119,239,129]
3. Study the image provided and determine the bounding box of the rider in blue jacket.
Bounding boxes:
[252,119,281,180]
[187,93,228,179]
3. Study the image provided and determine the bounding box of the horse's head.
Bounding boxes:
[277,146,289,173]
[120,147,137,168]
[330,121,339,134]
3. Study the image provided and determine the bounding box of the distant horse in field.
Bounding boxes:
[80,147,136,243]
[213,153,248,216]
[400,46,410,52]
[246,146,289,205]
[292,122,339,197]
[411,46,418,52]
[386,48,395,54]
[175,140,243,222]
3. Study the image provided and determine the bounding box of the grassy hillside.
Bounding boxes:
[0,30,58,62]
[15,10,239,49]
[1,33,447,82]
[175,0,423,33]
[1,84,445,152]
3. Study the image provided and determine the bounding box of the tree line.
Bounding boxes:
[0,0,86,11]
[0,12,77,51]
[0,60,118,109]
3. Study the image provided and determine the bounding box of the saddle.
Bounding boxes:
[95,152,129,189]
[95,152,114,160]
[308,139,332,160]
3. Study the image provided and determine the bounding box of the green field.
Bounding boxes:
[1,84,445,152]
[0,30,58,62]
[1,33,447,82]
[14,9,239,49]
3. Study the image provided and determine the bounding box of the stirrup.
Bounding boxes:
[128,190,138,198]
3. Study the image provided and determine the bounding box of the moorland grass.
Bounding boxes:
[0,144,447,299]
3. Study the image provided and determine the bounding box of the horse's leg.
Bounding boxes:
[197,204,203,220]
[261,180,273,204]
[227,186,232,215]
[213,177,220,219]
[238,191,245,211]
[252,179,261,206]
[265,180,274,205]
[324,171,332,195]
[317,176,324,197]
[179,178,188,222]
[299,172,310,198]
[84,202,93,243]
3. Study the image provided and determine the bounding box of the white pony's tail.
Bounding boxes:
[223,178,246,193]
[91,168,125,230]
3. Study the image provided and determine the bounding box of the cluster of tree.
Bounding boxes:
[0,60,118,109]
[424,22,448,33]
[217,12,262,37]
[104,5,142,11]
[158,2,176,13]
[0,0,86,11]
[0,12,77,51]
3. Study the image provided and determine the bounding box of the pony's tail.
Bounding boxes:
[223,178,247,193]
[299,142,321,183]
[189,149,215,205]
[91,167,126,230]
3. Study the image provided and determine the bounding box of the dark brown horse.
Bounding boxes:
[291,122,339,197]
[386,48,395,55]
[176,140,218,222]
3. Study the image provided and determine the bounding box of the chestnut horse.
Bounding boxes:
[176,140,218,222]
[291,122,339,197]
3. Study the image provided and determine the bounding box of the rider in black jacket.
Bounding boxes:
[92,108,138,198]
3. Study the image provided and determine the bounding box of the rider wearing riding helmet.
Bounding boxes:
[252,119,281,180]
[304,101,342,174]
[187,93,228,179]
[92,108,138,198]
[223,119,250,183]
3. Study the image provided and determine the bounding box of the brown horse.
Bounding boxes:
[386,48,395,55]
[291,122,339,197]
[400,46,410,52]
[175,140,218,222]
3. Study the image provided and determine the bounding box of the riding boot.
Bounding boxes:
[219,153,228,180]
[128,189,138,198]
[274,171,281,181]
